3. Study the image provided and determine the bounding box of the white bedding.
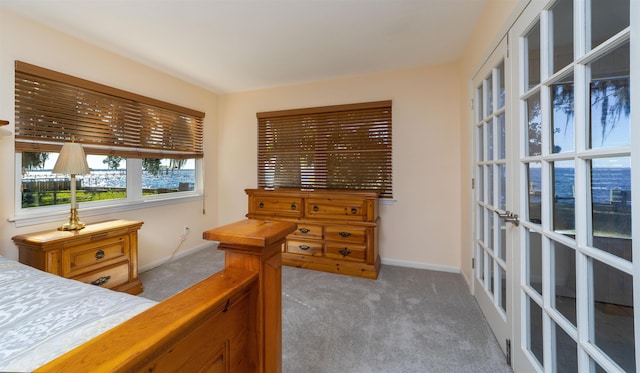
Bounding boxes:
[0,255,157,371]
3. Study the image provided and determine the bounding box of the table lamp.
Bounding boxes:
[52,139,90,230]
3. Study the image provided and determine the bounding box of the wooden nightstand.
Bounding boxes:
[12,219,144,295]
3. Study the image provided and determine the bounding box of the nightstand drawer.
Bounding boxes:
[286,239,323,256]
[291,224,323,239]
[73,261,130,289]
[64,236,129,278]
[325,226,366,244]
[305,198,369,221]
[325,243,366,262]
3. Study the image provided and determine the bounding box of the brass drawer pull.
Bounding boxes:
[91,275,111,286]
[299,245,311,251]
[299,228,310,234]
[95,249,105,260]
[338,248,352,257]
[338,232,351,238]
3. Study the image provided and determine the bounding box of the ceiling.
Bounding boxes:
[1,0,489,94]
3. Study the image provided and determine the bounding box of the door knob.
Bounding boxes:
[495,210,520,226]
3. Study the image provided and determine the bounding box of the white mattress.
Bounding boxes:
[0,255,157,371]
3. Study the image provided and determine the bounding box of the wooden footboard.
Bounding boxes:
[38,219,296,373]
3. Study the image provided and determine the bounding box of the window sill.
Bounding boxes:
[9,194,204,228]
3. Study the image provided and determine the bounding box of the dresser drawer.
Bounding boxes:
[325,243,366,262]
[72,261,130,289]
[325,226,366,244]
[63,236,129,278]
[305,198,368,221]
[249,195,303,218]
[291,224,323,239]
[286,239,323,256]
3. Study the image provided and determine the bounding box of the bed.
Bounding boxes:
[0,255,157,371]
[0,219,295,373]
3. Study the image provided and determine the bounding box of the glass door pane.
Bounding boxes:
[512,0,635,371]
[473,37,511,356]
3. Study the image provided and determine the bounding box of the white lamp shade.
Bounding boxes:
[53,142,90,175]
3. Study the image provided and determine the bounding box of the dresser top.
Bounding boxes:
[12,219,143,245]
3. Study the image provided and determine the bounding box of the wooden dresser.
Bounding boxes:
[245,188,380,279]
[12,220,144,295]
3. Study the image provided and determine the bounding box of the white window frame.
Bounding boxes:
[10,155,203,228]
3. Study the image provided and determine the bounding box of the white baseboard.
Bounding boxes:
[381,257,460,274]
[139,242,218,273]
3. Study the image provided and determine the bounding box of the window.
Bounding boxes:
[14,61,204,218]
[257,101,392,198]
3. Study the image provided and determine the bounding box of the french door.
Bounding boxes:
[473,37,514,357]
[509,0,637,372]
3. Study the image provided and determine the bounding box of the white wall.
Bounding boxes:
[0,9,220,269]
[0,0,519,275]
[218,64,464,272]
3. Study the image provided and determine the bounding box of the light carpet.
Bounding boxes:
[139,246,512,372]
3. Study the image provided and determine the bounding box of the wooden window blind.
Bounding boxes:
[257,101,392,198]
[14,61,204,159]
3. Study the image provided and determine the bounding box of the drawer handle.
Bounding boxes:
[351,207,357,214]
[299,228,310,234]
[95,249,105,260]
[91,275,111,286]
[339,232,351,238]
[259,202,264,208]
[313,205,319,212]
[291,202,297,210]
[339,248,352,257]
[299,245,311,251]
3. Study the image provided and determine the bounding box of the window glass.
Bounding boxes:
[527,162,542,224]
[142,158,196,196]
[478,126,484,162]
[498,219,506,262]
[591,258,635,371]
[499,266,506,312]
[477,243,485,281]
[487,165,494,205]
[477,206,485,243]
[552,74,575,153]
[551,0,574,73]
[590,157,631,261]
[498,114,506,159]
[487,120,494,161]
[529,296,544,367]
[589,41,630,149]
[554,321,578,372]
[21,152,126,208]
[497,61,505,109]
[552,240,576,325]
[591,0,629,50]
[526,21,541,90]
[486,74,493,115]
[498,163,506,211]
[526,91,542,156]
[553,160,575,235]
[528,230,543,295]
[477,86,484,121]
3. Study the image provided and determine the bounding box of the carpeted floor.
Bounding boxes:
[139,246,512,372]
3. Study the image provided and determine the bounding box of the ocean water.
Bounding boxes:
[529,167,631,205]
[23,169,195,190]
